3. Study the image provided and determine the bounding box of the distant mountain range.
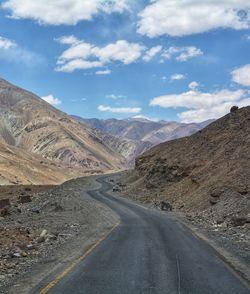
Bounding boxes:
[0,77,214,184]
[73,116,214,164]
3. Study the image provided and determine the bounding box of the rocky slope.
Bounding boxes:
[0,79,125,184]
[74,116,213,164]
[120,107,250,219]
[0,139,78,185]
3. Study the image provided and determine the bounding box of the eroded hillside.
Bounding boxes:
[121,107,250,218]
[0,79,125,184]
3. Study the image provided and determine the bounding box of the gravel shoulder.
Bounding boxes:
[108,171,250,285]
[0,176,119,294]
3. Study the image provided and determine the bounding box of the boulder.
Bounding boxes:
[40,229,47,238]
[230,105,239,113]
[160,201,172,211]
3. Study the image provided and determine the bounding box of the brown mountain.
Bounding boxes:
[122,106,250,217]
[0,79,125,184]
[74,116,213,164]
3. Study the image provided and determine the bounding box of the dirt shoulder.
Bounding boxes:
[0,176,119,294]
[108,171,250,285]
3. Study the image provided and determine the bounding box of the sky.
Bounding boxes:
[0,0,250,123]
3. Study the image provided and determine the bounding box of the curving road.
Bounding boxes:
[35,176,250,294]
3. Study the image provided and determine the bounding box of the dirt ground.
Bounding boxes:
[0,176,119,294]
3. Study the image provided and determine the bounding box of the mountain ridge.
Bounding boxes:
[0,79,126,184]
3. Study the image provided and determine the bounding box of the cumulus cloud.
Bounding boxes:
[56,37,145,72]
[0,36,16,49]
[96,69,111,75]
[98,105,141,113]
[150,86,250,122]
[2,0,130,26]
[162,46,203,62]
[171,74,186,81]
[143,45,162,62]
[231,64,250,86]
[188,81,199,90]
[42,94,61,106]
[137,0,250,38]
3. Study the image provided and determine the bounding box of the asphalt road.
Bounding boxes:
[36,176,250,294]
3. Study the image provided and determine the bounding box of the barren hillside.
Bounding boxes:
[0,79,125,184]
[122,106,250,218]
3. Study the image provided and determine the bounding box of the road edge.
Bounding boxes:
[38,222,119,294]
[175,216,250,290]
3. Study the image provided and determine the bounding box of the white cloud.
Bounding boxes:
[137,0,250,38]
[56,35,80,45]
[106,94,125,99]
[96,69,111,75]
[188,81,199,90]
[132,115,159,122]
[0,35,44,67]
[2,0,130,26]
[143,45,162,62]
[162,46,203,62]
[231,64,250,86]
[42,94,61,106]
[150,86,249,122]
[56,37,145,72]
[171,74,186,81]
[0,36,16,49]
[98,105,141,113]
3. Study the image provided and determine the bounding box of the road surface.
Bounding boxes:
[34,176,250,294]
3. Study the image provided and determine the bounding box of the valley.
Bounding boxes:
[0,80,249,293]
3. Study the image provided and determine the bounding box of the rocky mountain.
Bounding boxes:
[0,138,72,185]
[73,116,213,163]
[0,79,125,184]
[121,106,250,218]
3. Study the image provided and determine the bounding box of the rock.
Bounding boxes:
[47,234,57,241]
[0,198,10,209]
[40,229,47,238]
[31,208,40,214]
[21,251,27,257]
[13,253,21,258]
[160,201,172,211]
[18,195,32,204]
[231,216,250,227]
[26,244,35,250]
[210,187,224,198]
[216,218,224,225]
[0,207,10,217]
[37,236,45,243]
[230,105,239,113]
[210,198,218,205]
[112,187,121,192]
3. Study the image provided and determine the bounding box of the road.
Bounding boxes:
[35,176,250,294]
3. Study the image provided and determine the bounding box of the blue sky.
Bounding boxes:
[0,0,250,122]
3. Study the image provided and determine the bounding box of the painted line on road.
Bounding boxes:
[39,223,119,294]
